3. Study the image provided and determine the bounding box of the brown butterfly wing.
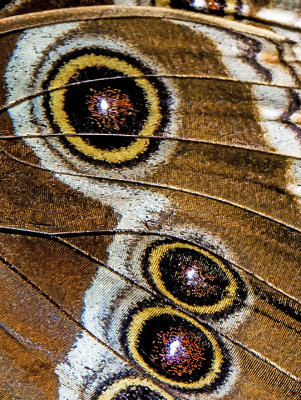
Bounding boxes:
[0,0,300,28]
[0,4,300,400]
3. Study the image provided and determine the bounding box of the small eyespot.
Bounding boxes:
[126,306,226,390]
[96,378,173,400]
[44,49,170,166]
[143,240,247,316]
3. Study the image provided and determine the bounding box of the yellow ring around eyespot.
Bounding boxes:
[127,306,224,389]
[48,54,161,163]
[148,242,238,314]
[97,378,173,400]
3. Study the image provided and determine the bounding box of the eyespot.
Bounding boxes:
[6,23,178,181]
[143,240,246,315]
[126,306,226,390]
[44,49,169,166]
[96,378,173,400]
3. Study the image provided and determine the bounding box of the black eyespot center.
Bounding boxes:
[111,385,166,400]
[160,247,230,306]
[125,305,228,390]
[143,240,248,317]
[137,314,214,382]
[64,66,148,147]
[42,48,172,167]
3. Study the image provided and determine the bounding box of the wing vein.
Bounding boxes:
[1,147,300,233]
[1,73,300,115]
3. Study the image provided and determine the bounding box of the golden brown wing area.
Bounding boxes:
[0,6,300,400]
[0,0,300,28]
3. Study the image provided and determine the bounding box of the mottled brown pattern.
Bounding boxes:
[0,32,19,104]
[0,234,107,319]
[0,0,114,18]
[0,149,118,231]
[0,261,81,399]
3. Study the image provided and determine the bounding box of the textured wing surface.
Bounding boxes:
[0,6,300,400]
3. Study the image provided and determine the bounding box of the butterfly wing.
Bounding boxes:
[0,5,300,400]
[0,0,300,28]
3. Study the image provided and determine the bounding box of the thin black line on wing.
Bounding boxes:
[0,8,290,39]
[0,146,300,233]
[0,232,300,383]
[0,134,300,160]
[0,226,299,307]
[1,74,300,114]
[0,253,179,398]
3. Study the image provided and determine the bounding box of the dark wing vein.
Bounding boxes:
[1,146,300,233]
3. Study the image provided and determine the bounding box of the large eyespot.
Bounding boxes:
[96,378,173,400]
[44,49,169,166]
[143,240,247,315]
[126,307,227,390]
[6,22,178,183]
